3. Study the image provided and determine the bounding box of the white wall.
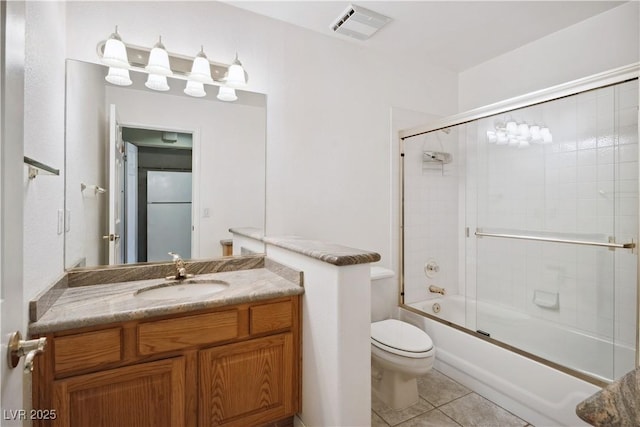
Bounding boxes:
[65,60,106,268]
[23,1,66,304]
[459,1,640,111]
[64,1,458,271]
[402,128,460,303]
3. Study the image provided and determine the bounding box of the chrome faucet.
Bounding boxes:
[429,285,446,295]
[167,252,192,280]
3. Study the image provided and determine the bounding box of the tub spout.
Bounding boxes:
[429,285,446,295]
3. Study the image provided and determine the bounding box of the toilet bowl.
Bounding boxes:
[370,268,435,410]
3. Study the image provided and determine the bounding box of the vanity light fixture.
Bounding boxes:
[97,29,249,102]
[105,67,132,86]
[145,36,172,76]
[101,26,130,69]
[225,53,247,88]
[217,86,237,102]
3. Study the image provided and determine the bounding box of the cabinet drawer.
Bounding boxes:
[250,300,293,335]
[138,310,238,355]
[54,328,122,375]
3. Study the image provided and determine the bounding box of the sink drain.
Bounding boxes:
[432,303,441,314]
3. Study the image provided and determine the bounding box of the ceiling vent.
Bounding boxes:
[331,4,392,41]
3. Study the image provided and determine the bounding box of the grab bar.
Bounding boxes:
[475,230,635,250]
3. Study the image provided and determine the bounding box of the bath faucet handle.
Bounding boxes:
[428,285,446,295]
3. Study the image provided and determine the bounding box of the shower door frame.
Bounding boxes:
[398,62,640,387]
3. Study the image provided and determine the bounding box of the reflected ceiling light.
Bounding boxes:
[105,67,132,86]
[487,119,552,147]
[217,86,238,102]
[145,36,172,76]
[189,46,214,84]
[101,26,130,69]
[184,80,206,97]
[225,53,247,88]
[540,127,552,143]
[145,74,170,91]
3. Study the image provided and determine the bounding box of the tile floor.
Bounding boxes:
[371,369,533,427]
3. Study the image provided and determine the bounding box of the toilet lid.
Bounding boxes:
[371,319,433,354]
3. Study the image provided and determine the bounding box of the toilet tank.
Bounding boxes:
[371,266,397,322]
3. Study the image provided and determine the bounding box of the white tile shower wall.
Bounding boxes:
[403,131,459,303]
[469,81,638,361]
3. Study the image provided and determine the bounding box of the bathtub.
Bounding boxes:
[409,296,635,382]
[401,296,623,426]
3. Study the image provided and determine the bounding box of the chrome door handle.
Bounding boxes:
[7,331,47,373]
[102,234,120,241]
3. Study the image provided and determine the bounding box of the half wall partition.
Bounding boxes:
[400,64,639,385]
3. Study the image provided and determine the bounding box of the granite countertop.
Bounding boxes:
[229,227,381,266]
[576,366,640,426]
[29,257,303,335]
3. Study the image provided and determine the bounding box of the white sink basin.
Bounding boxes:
[134,279,229,300]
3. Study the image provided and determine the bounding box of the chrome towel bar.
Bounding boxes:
[475,230,635,250]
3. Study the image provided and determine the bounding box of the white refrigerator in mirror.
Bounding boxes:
[146,171,192,262]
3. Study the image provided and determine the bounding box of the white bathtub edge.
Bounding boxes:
[400,307,600,427]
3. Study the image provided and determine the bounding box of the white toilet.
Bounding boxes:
[370,267,435,410]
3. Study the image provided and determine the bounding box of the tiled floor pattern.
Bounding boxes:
[372,369,534,427]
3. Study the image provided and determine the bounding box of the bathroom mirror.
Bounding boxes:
[64,59,266,269]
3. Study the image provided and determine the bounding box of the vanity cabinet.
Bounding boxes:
[32,296,301,427]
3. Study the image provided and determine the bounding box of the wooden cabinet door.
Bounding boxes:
[52,357,185,427]
[199,333,296,427]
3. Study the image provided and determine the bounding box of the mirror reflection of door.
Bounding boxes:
[120,127,193,263]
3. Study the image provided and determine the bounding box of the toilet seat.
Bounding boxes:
[371,319,433,359]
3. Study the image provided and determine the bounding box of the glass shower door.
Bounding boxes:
[471,80,638,382]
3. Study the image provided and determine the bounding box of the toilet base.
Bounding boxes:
[372,360,420,411]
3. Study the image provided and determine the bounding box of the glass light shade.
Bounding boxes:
[529,125,541,141]
[189,49,214,84]
[496,131,508,145]
[217,86,238,102]
[505,121,518,135]
[101,29,129,68]
[145,74,170,91]
[105,67,132,86]
[540,127,552,143]
[145,37,172,76]
[225,53,247,88]
[486,131,497,143]
[518,123,530,138]
[184,80,206,97]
